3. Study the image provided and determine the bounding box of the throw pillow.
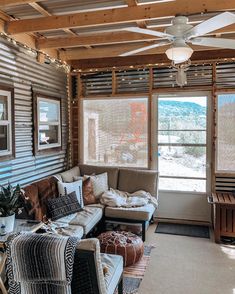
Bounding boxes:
[46,191,83,221]
[57,180,84,208]
[73,176,97,205]
[85,172,108,199]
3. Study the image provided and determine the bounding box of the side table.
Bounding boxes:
[0,219,43,294]
[208,192,235,243]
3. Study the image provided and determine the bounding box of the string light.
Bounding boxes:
[0,33,70,73]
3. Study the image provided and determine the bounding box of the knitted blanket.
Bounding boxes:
[6,233,79,294]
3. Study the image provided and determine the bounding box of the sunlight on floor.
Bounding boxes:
[220,245,235,260]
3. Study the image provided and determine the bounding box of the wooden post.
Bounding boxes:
[211,63,217,194]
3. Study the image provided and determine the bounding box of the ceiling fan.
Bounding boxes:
[120,12,235,64]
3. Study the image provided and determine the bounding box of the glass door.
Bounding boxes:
[153,93,211,194]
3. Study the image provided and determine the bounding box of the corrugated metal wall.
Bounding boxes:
[0,39,68,187]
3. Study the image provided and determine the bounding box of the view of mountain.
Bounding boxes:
[159,100,206,116]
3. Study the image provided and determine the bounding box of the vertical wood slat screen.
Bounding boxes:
[0,38,68,187]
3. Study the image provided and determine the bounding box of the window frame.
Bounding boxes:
[80,95,150,168]
[0,86,15,161]
[33,93,62,155]
[216,91,235,174]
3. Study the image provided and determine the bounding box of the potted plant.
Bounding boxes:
[0,183,25,233]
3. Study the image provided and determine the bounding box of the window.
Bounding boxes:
[34,95,61,153]
[0,88,13,158]
[155,94,209,193]
[217,93,235,172]
[82,98,148,167]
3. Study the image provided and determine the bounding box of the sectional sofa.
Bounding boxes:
[23,164,159,241]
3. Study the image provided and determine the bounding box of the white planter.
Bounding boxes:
[0,214,15,234]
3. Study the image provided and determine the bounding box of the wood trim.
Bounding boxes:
[6,0,235,34]
[33,92,62,156]
[0,85,15,162]
[70,49,235,70]
[211,63,217,193]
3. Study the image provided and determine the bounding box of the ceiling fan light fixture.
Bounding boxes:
[165,41,193,64]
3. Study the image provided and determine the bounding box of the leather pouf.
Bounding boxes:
[98,231,144,266]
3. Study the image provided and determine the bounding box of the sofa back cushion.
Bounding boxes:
[78,164,119,189]
[118,168,159,198]
[58,166,81,183]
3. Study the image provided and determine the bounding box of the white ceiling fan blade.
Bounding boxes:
[185,12,235,39]
[190,37,235,50]
[123,27,173,39]
[120,41,171,57]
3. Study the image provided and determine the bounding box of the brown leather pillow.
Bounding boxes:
[22,184,44,221]
[82,177,97,205]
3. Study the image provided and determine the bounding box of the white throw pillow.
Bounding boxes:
[85,172,108,199]
[57,180,84,208]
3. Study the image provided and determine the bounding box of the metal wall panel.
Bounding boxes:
[215,176,235,192]
[0,39,68,187]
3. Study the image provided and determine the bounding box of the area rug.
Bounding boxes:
[155,222,210,239]
[121,245,155,294]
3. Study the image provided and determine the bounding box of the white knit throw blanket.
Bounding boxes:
[6,233,79,294]
[100,189,158,208]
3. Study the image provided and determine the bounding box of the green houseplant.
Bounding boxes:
[0,183,25,233]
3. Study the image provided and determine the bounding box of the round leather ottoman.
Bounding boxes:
[98,231,144,267]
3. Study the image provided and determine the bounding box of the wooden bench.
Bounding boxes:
[209,192,235,243]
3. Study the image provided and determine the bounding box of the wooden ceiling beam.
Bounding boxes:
[70,49,235,70]
[37,31,159,49]
[0,0,46,7]
[37,23,235,49]
[6,0,235,34]
[59,42,226,60]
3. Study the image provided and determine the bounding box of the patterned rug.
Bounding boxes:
[121,245,155,294]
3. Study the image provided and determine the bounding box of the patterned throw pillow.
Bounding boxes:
[46,191,83,221]
[57,180,84,208]
[85,172,108,199]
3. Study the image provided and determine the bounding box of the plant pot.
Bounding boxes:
[0,214,15,233]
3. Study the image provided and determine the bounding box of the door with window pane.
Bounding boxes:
[155,94,210,194]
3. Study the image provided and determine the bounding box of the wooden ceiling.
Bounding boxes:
[0,0,235,69]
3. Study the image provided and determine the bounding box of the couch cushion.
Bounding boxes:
[36,177,58,218]
[22,184,43,221]
[68,206,103,235]
[105,203,155,221]
[101,253,123,294]
[79,164,119,189]
[118,168,159,197]
[59,166,80,183]
[53,224,84,239]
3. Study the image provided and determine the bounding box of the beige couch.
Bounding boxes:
[56,164,159,241]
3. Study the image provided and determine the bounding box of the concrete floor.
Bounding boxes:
[139,224,235,294]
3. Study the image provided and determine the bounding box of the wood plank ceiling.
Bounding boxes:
[0,0,235,69]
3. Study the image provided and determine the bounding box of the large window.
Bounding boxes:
[34,95,61,153]
[82,98,148,167]
[155,94,209,193]
[217,93,235,172]
[0,89,13,158]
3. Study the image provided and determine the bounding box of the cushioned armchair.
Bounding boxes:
[6,236,123,294]
[73,238,123,294]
